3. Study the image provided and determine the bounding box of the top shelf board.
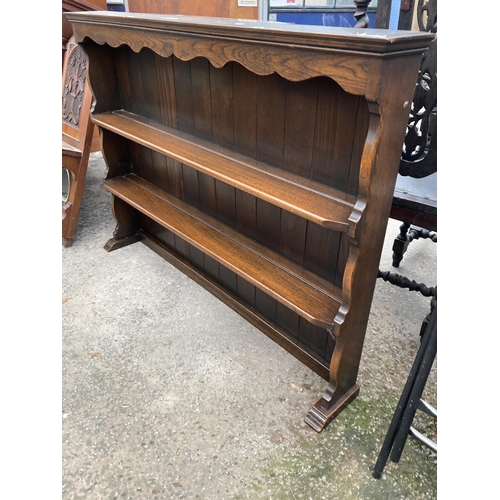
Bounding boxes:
[93,110,358,232]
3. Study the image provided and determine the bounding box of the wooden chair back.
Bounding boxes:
[62,36,95,246]
[62,36,94,152]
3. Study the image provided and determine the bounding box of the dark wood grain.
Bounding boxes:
[70,11,434,431]
[105,174,342,328]
[92,111,356,231]
[62,37,97,246]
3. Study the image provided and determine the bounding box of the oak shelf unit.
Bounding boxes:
[66,11,434,432]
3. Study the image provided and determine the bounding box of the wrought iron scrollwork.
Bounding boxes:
[399,0,437,178]
[417,0,437,33]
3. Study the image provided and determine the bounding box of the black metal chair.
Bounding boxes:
[372,294,437,478]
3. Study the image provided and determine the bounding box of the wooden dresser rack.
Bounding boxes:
[66,11,434,431]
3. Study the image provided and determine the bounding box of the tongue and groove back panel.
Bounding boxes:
[67,11,434,431]
[99,45,369,366]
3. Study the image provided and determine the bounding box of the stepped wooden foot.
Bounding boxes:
[104,233,141,252]
[104,195,141,252]
[305,384,360,432]
[62,237,74,247]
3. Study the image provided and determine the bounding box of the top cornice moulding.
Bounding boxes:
[65,11,435,56]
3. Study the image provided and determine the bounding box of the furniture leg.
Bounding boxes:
[372,299,437,478]
[104,194,142,251]
[62,154,89,247]
[389,310,437,463]
[391,222,410,267]
[392,224,437,268]
[305,327,364,432]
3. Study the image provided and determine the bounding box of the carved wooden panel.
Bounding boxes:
[62,45,88,128]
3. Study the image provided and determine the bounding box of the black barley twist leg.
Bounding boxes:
[372,298,437,479]
[392,222,411,267]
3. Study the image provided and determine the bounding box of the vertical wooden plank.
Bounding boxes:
[233,63,257,159]
[278,186,307,340]
[127,143,152,235]
[165,157,184,199]
[310,77,359,195]
[216,182,236,227]
[310,77,338,188]
[203,254,220,284]
[114,46,132,111]
[255,198,281,322]
[157,55,182,198]
[255,69,284,261]
[181,164,200,208]
[235,191,257,308]
[198,171,218,218]
[188,244,205,271]
[124,50,156,184]
[233,62,258,309]
[149,151,170,193]
[256,73,286,169]
[276,306,300,340]
[138,50,169,190]
[297,318,329,361]
[255,289,277,326]
[210,62,234,150]
[138,48,162,122]
[328,89,359,193]
[174,234,190,261]
[236,277,256,309]
[155,54,178,129]
[303,222,341,284]
[125,49,147,116]
[190,58,217,222]
[256,200,281,254]
[279,211,307,266]
[149,218,175,253]
[190,58,213,142]
[283,78,318,178]
[211,62,237,228]
[235,191,256,240]
[219,266,238,296]
[180,38,219,278]
[172,56,195,135]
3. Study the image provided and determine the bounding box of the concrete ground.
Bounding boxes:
[62,151,437,499]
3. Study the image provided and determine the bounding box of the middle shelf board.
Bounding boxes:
[104,173,343,329]
[93,110,357,232]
